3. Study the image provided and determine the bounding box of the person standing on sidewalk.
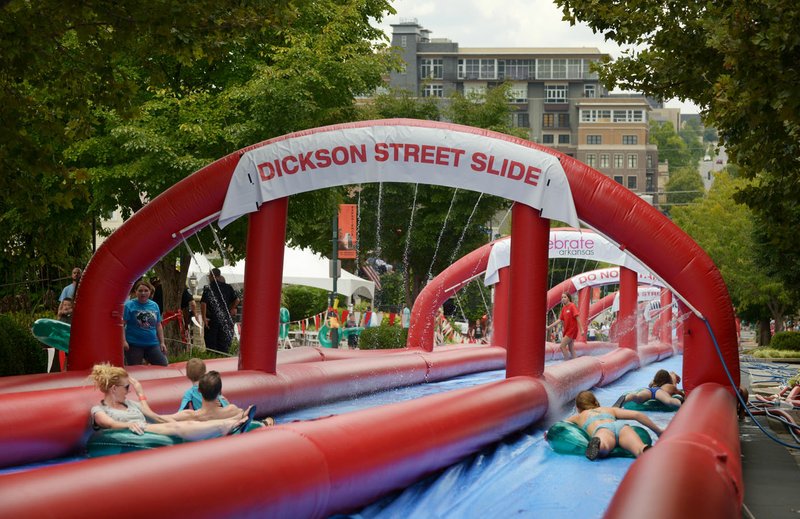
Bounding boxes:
[201,268,239,354]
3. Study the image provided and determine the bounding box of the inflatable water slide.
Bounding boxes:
[0,120,741,518]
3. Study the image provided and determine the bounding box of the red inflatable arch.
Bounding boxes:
[8,119,740,518]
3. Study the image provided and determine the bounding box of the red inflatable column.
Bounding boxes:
[239,198,288,373]
[578,286,590,342]
[491,268,510,348]
[660,289,673,345]
[507,203,548,377]
[618,267,638,350]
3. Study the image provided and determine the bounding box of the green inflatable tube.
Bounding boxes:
[621,396,682,412]
[31,318,71,353]
[86,422,265,458]
[545,421,652,458]
[318,324,363,348]
[86,430,184,457]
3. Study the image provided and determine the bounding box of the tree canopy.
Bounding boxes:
[1,0,397,312]
[671,171,796,342]
[556,0,800,297]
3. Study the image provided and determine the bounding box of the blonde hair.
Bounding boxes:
[90,363,129,392]
[575,390,600,412]
[186,358,207,382]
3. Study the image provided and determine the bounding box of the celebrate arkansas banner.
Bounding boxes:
[218,120,579,228]
[484,229,650,285]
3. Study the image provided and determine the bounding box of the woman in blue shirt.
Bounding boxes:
[123,280,168,366]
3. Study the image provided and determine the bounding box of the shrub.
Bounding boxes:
[770,331,800,351]
[282,285,346,321]
[0,312,49,376]
[751,348,800,359]
[358,325,408,350]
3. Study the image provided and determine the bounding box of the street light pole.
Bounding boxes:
[330,214,339,309]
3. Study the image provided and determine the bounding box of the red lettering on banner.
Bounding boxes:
[403,144,420,163]
[282,155,298,175]
[315,148,332,168]
[374,143,389,162]
[372,143,465,167]
[470,153,539,186]
[258,162,275,181]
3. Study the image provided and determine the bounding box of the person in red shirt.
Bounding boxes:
[547,292,584,360]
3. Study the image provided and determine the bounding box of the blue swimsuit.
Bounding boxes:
[583,411,627,440]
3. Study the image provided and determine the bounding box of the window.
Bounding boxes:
[612,110,645,123]
[507,83,528,103]
[510,112,530,128]
[586,154,596,167]
[536,59,552,79]
[558,134,570,144]
[544,114,569,127]
[614,154,624,168]
[567,59,583,78]
[580,109,612,122]
[504,59,534,80]
[542,134,554,144]
[480,59,497,79]
[545,84,568,103]
[551,59,567,79]
[627,176,638,189]
[420,59,443,80]
[537,58,594,79]
[458,59,480,79]
[647,155,653,168]
[600,154,610,168]
[584,84,597,98]
[613,175,624,184]
[586,135,602,145]
[422,84,444,98]
[400,36,407,47]
[627,154,638,169]
[622,135,638,145]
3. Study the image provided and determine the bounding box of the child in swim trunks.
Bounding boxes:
[567,390,663,460]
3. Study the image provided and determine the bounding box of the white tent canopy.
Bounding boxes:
[189,246,375,299]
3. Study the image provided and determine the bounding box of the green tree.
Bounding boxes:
[664,166,704,210]
[679,118,705,163]
[353,86,521,308]
[53,1,397,339]
[649,121,693,171]
[0,1,315,296]
[671,171,796,344]
[555,0,800,296]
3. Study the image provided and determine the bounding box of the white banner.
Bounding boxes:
[484,229,649,285]
[219,122,578,228]
[572,267,664,292]
[612,286,667,312]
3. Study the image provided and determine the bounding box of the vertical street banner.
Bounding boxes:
[338,204,357,259]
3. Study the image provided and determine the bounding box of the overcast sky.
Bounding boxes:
[376,0,699,114]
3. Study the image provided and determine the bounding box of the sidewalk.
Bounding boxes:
[739,336,800,518]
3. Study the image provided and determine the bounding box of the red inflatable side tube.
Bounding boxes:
[605,383,742,519]
[0,377,548,519]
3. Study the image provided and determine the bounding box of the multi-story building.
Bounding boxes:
[388,19,660,197]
